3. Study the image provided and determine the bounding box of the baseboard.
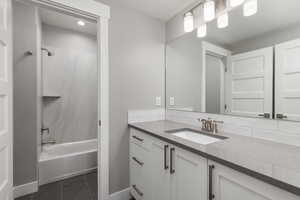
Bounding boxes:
[110,187,131,200]
[13,181,38,199]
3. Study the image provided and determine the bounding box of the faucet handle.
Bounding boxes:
[213,120,224,124]
[212,120,224,134]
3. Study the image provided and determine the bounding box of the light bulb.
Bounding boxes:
[197,24,207,38]
[77,20,85,26]
[184,12,194,32]
[230,0,245,7]
[243,0,257,16]
[217,12,228,28]
[204,0,215,22]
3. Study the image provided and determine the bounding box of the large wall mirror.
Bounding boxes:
[166,0,300,121]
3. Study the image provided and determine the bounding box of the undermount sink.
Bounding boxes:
[166,128,227,145]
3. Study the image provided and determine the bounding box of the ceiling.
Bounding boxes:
[104,0,197,21]
[39,8,97,36]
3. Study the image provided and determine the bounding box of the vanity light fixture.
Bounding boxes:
[204,0,215,22]
[243,0,258,16]
[217,12,228,28]
[77,20,85,26]
[197,24,207,38]
[184,12,194,32]
[230,0,245,7]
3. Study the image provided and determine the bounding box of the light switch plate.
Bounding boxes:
[170,97,175,106]
[156,96,161,106]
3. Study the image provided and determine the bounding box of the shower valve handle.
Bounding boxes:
[41,128,50,134]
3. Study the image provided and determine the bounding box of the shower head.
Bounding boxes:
[41,48,55,56]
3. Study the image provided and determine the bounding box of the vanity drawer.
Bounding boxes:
[130,128,152,150]
[130,143,151,200]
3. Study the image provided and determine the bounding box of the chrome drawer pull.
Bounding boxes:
[132,135,144,142]
[132,185,143,196]
[132,157,144,166]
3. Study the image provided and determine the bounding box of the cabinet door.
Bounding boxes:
[209,161,299,200]
[151,139,171,200]
[170,147,208,200]
[226,47,273,118]
[275,39,300,121]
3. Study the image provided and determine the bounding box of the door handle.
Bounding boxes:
[276,113,287,119]
[164,145,169,170]
[209,165,215,200]
[170,148,175,174]
[258,113,270,118]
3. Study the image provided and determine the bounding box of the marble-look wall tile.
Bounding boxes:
[128,108,165,123]
[166,110,300,146]
[42,26,97,144]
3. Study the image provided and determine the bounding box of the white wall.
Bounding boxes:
[97,0,165,194]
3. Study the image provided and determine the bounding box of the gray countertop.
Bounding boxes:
[128,120,300,196]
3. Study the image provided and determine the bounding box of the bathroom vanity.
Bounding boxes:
[128,120,300,200]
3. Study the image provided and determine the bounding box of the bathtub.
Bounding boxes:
[39,139,98,185]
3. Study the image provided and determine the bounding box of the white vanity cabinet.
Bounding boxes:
[130,129,208,200]
[208,161,299,200]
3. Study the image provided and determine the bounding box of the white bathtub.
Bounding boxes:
[39,139,98,185]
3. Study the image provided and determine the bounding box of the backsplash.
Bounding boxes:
[166,110,300,147]
[128,109,165,123]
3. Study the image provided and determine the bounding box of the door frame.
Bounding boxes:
[201,41,232,113]
[18,0,110,199]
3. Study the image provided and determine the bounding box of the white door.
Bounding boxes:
[0,0,12,200]
[209,161,299,200]
[151,139,171,200]
[275,39,300,121]
[226,47,273,118]
[170,147,207,200]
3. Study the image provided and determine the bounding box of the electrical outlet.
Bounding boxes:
[170,97,175,106]
[156,96,161,106]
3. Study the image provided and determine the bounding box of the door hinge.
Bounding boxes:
[224,104,227,110]
[99,120,101,126]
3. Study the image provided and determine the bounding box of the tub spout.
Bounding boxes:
[42,139,56,145]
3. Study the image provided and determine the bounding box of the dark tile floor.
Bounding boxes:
[16,172,97,200]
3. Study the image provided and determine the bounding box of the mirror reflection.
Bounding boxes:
[166,0,300,121]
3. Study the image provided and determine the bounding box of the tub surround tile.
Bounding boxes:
[42,42,97,144]
[128,120,300,195]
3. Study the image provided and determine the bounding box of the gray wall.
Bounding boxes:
[166,32,203,112]
[205,54,221,114]
[42,24,97,144]
[13,1,40,186]
[230,24,300,53]
[98,0,165,194]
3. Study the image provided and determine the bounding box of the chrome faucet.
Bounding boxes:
[198,118,224,134]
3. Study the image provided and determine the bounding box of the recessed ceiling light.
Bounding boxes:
[77,20,85,26]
